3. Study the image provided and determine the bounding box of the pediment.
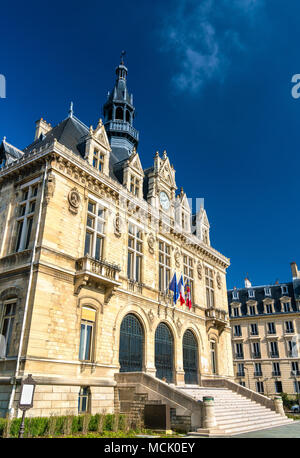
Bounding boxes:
[92,119,111,150]
[159,157,176,188]
[127,151,144,176]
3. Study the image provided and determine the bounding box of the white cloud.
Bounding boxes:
[161,0,264,92]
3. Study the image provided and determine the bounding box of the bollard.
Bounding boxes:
[202,396,217,428]
[274,396,285,416]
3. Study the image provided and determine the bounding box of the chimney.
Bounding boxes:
[244,277,252,288]
[291,262,299,279]
[35,118,52,141]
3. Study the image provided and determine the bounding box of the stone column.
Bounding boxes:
[202,396,217,428]
[274,396,285,416]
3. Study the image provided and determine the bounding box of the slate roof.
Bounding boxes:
[23,116,89,157]
[0,140,24,166]
[227,282,298,317]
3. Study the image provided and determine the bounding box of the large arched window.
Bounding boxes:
[115,107,123,120]
[155,322,174,383]
[183,330,198,384]
[119,314,144,372]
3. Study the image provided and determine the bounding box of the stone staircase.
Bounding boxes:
[178,386,294,436]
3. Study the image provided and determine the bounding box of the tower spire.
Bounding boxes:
[103,55,139,164]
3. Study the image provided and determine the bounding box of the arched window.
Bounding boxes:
[115,107,123,120]
[183,330,198,384]
[119,314,144,372]
[78,387,91,413]
[79,307,96,361]
[155,323,174,383]
[126,110,131,123]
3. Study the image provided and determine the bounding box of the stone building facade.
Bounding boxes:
[228,263,300,398]
[0,59,233,418]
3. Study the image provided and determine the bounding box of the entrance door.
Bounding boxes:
[119,314,144,372]
[155,323,174,383]
[183,330,198,384]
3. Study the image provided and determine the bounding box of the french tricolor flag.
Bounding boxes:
[178,275,185,306]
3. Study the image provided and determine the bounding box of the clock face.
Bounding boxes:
[159,191,170,210]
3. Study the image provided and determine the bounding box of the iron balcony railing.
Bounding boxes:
[254,371,263,377]
[235,353,244,359]
[252,353,261,359]
[270,352,280,358]
[105,121,139,141]
[272,371,281,377]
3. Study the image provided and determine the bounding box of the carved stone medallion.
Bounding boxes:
[68,188,80,214]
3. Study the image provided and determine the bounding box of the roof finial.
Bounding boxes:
[120,50,126,65]
[3,136,6,143]
[69,101,74,118]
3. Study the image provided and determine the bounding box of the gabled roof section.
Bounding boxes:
[23,115,89,157]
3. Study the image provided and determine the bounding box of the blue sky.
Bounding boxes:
[0,0,299,289]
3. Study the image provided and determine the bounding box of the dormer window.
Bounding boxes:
[248,305,256,316]
[130,175,140,197]
[264,287,271,296]
[93,150,104,172]
[248,290,255,298]
[281,285,288,295]
[232,307,239,317]
[266,303,273,314]
[283,302,290,313]
[232,290,239,300]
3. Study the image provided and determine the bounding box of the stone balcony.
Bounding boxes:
[205,307,228,334]
[74,255,121,302]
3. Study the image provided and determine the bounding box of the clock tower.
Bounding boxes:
[145,150,177,218]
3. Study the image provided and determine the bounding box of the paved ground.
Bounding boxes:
[231,421,300,438]
[188,421,300,438]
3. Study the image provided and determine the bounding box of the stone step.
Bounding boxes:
[215,410,279,420]
[223,418,293,435]
[216,413,287,426]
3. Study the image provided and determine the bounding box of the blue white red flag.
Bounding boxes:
[178,275,185,305]
[184,280,192,309]
[169,272,179,304]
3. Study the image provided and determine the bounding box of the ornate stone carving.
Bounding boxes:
[45,172,56,205]
[68,187,80,214]
[216,272,222,289]
[174,248,181,268]
[147,234,155,254]
[176,318,183,336]
[147,309,155,330]
[197,262,202,280]
[113,213,122,238]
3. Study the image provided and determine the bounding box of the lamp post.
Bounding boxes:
[18,374,36,438]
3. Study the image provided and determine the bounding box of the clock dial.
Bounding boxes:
[159,191,170,210]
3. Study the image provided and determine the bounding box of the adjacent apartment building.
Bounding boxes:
[0,58,233,418]
[228,262,300,398]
